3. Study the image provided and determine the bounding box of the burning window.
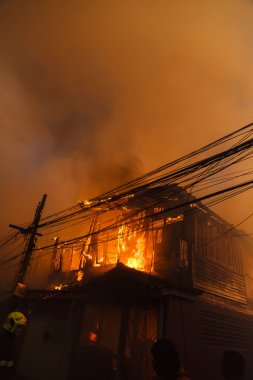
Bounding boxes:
[50,193,186,283]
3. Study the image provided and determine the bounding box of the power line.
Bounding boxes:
[2,123,253,277]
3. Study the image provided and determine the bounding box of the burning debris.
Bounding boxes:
[48,184,191,291]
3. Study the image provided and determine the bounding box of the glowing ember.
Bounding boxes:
[76,271,84,281]
[89,331,98,343]
[54,284,63,290]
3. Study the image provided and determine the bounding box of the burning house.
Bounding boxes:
[3,125,251,380]
[16,183,253,380]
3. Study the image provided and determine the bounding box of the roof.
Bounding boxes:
[27,263,167,305]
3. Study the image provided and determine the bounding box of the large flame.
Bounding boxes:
[126,234,146,270]
[51,209,185,291]
[117,222,146,271]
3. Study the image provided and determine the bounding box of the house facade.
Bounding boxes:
[16,185,253,380]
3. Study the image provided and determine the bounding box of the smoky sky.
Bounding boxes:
[0,0,253,233]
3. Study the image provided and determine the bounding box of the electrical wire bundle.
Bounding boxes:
[1,122,253,277]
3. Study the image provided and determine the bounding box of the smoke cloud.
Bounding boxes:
[0,0,253,233]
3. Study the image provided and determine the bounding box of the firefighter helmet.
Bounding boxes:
[3,311,27,333]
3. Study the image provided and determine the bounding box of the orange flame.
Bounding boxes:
[126,234,146,270]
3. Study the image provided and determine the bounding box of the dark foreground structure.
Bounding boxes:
[13,185,253,380]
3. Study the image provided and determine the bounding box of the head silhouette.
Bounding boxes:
[221,350,245,380]
[151,339,181,380]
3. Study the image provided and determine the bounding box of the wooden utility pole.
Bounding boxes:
[12,194,47,287]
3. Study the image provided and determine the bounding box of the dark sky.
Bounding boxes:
[0,0,253,234]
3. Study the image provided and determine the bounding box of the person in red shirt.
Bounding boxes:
[148,339,190,380]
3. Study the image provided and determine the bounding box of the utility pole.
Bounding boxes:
[11,194,47,288]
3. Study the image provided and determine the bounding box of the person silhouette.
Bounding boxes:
[221,350,245,380]
[148,339,190,380]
